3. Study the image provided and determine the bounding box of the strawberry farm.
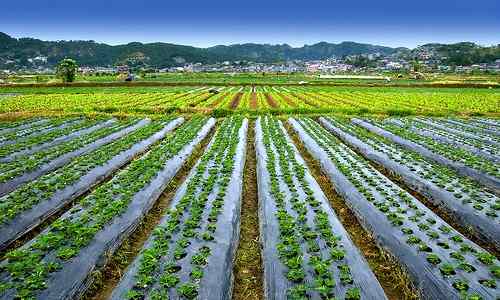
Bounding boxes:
[0,84,498,300]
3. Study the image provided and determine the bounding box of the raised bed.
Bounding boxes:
[290,117,499,299]
[0,118,115,162]
[444,119,500,139]
[255,116,387,300]
[0,118,147,196]
[0,117,81,145]
[111,116,247,300]
[407,118,500,146]
[0,118,184,252]
[354,119,500,195]
[0,118,46,135]
[319,116,500,252]
[0,117,215,299]
[389,118,500,163]
[474,118,500,129]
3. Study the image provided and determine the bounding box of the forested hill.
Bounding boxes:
[0,32,398,68]
[0,32,498,69]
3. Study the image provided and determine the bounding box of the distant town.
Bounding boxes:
[1,39,499,82]
[3,54,499,78]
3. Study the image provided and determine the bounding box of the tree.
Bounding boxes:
[411,60,421,72]
[56,58,78,83]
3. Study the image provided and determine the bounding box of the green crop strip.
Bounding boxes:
[261,116,360,299]
[373,121,499,178]
[0,117,80,143]
[0,117,107,158]
[121,116,243,299]
[0,118,140,183]
[297,117,499,298]
[0,118,174,224]
[0,117,43,130]
[2,85,498,116]
[0,117,208,299]
[0,118,105,157]
[407,118,499,157]
[325,117,499,219]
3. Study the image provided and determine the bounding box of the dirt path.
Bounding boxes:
[250,92,258,110]
[232,121,264,300]
[264,93,278,108]
[229,92,244,109]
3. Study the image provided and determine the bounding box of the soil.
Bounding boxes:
[232,121,264,300]
[280,94,297,107]
[229,92,244,109]
[264,93,278,108]
[209,92,230,109]
[250,92,258,110]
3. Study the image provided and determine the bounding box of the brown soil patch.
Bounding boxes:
[209,92,230,109]
[233,121,264,300]
[250,92,258,110]
[229,92,244,109]
[264,93,278,108]
[284,121,419,300]
[280,93,297,107]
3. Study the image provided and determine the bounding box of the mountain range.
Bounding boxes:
[0,32,498,69]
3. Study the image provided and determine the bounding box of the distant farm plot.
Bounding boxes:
[0,86,498,117]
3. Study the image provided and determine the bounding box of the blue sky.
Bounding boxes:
[1,0,499,48]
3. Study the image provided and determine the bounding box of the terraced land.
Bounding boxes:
[0,85,498,299]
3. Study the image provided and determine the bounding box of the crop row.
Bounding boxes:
[0,117,110,160]
[112,116,247,299]
[357,119,500,193]
[0,117,183,251]
[466,118,500,132]
[439,119,500,142]
[290,117,499,299]
[256,116,386,299]
[0,117,44,132]
[389,118,499,162]
[319,116,500,251]
[0,116,214,299]
[1,86,499,115]
[0,118,144,194]
[0,114,498,300]
[0,117,81,144]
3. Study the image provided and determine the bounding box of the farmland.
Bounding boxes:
[0,85,499,116]
[0,84,499,300]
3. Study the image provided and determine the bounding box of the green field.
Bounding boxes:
[0,85,498,118]
[0,82,499,300]
[4,72,500,86]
